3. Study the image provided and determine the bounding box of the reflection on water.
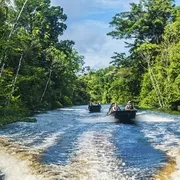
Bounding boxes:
[0,105,179,179]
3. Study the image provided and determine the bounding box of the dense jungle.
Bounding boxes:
[0,0,180,126]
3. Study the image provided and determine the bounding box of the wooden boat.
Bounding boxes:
[88,104,101,112]
[110,110,137,124]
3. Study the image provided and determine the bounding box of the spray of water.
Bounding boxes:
[45,130,128,180]
[0,137,50,180]
[139,113,180,179]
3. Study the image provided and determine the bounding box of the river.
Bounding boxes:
[0,104,179,180]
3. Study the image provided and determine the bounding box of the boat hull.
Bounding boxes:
[88,105,101,112]
[111,110,136,124]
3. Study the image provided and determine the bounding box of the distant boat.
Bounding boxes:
[109,110,137,124]
[88,103,101,112]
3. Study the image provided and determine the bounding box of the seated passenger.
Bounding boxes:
[108,103,120,115]
[107,103,114,115]
[112,103,121,111]
[125,101,134,111]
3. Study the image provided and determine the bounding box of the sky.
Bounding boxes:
[51,0,180,69]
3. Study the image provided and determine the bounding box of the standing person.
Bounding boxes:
[125,101,134,110]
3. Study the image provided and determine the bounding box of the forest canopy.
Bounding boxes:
[0,0,179,125]
[80,0,180,110]
[0,0,89,123]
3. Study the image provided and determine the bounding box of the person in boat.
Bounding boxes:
[125,101,134,111]
[112,103,121,111]
[108,103,114,114]
[89,101,93,106]
[89,101,101,107]
[108,103,120,115]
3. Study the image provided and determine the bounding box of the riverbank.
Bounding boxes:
[0,104,37,127]
[0,116,37,127]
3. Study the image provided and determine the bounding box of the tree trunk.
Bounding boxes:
[147,56,164,108]
[40,63,53,103]
[0,63,5,77]
[7,54,23,105]
[141,52,165,108]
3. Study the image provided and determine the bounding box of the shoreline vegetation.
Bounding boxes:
[0,116,37,127]
[0,0,179,131]
[0,106,37,127]
[1,104,179,127]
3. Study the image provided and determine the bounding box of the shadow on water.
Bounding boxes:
[114,119,137,125]
[41,124,90,165]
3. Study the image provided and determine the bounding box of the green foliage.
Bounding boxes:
[79,66,140,105]
[108,0,174,44]
[1,0,180,128]
[51,101,63,109]
[105,0,179,110]
[72,77,90,105]
[61,96,72,106]
[0,99,31,127]
[0,0,87,126]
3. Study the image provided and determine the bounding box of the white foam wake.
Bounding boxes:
[142,125,180,180]
[47,128,131,180]
[0,132,63,180]
[137,114,175,122]
[0,142,47,180]
[31,132,62,151]
[59,108,85,111]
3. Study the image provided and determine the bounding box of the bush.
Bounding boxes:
[51,101,63,109]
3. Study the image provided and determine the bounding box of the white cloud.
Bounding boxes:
[93,0,139,9]
[52,0,140,14]
[60,20,127,69]
[51,0,92,18]
[51,0,138,69]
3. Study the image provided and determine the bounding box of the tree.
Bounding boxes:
[107,0,177,109]
[0,0,87,121]
[108,0,174,44]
